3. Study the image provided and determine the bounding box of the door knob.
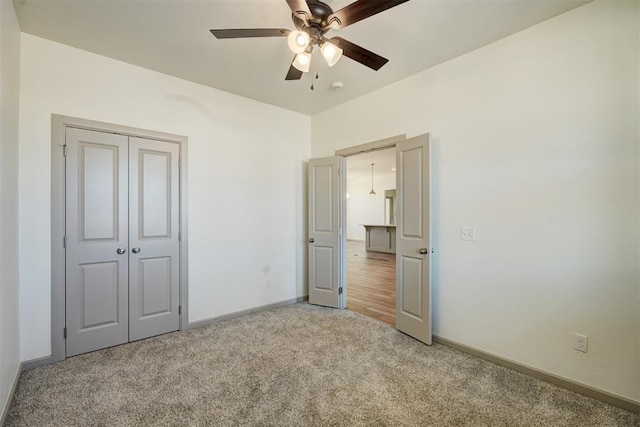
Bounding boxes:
[116,248,126,255]
[132,247,141,254]
[418,248,428,254]
[308,238,315,243]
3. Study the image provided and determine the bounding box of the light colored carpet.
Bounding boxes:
[6,303,638,426]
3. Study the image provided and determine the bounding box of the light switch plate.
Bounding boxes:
[461,227,476,241]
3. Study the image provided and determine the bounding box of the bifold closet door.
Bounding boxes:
[128,137,180,341]
[65,128,130,357]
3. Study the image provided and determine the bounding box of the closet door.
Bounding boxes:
[65,128,130,357]
[128,137,180,341]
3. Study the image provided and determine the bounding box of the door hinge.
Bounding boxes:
[63,236,67,248]
[178,305,182,315]
[178,231,182,242]
[178,158,182,170]
[338,287,343,295]
[63,327,67,339]
[62,145,67,157]
[338,168,342,176]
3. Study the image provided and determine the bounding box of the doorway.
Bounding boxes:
[50,115,189,363]
[345,148,397,326]
[307,133,433,345]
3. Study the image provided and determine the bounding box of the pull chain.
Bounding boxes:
[309,48,320,90]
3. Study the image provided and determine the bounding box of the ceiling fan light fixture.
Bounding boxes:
[292,52,311,72]
[210,0,409,81]
[287,30,310,54]
[321,41,343,67]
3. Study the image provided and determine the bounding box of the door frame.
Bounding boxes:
[334,134,405,309]
[335,134,406,158]
[51,114,189,363]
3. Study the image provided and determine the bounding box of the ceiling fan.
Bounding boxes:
[210,0,410,82]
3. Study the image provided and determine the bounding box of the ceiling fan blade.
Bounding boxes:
[326,0,409,30]
[210,28,290,39]
[330,37,389,71]
[286,0,312,23]
[285,57,304,80]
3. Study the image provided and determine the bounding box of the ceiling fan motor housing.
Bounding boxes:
[292,1,335,39]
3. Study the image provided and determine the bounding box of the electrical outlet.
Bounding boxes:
[461,227,476,241]
[574,333,588,353]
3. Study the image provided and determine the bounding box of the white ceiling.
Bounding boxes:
[13,0,589,115]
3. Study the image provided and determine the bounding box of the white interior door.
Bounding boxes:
[65,128,129,357]
[308,156,345,308]
[66,128,181,356]
[395,134,431,344]
[128,137,180,341]
[129,137,180,341]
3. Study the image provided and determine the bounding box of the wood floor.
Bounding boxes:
[346,240,396,326]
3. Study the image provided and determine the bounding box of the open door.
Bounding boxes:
[395,134,431,344]
[308,156,345,308]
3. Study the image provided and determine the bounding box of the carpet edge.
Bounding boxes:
[186,295,309,330]
[433,334,640,414]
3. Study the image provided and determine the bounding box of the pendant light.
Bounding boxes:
[369,163,376,195]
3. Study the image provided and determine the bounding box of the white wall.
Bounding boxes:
[347,172,395,241]
[0,0,21,417]
[312,1,639,401]
[19,34,311,361]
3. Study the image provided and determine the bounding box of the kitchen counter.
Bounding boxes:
[361,224,396,254]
